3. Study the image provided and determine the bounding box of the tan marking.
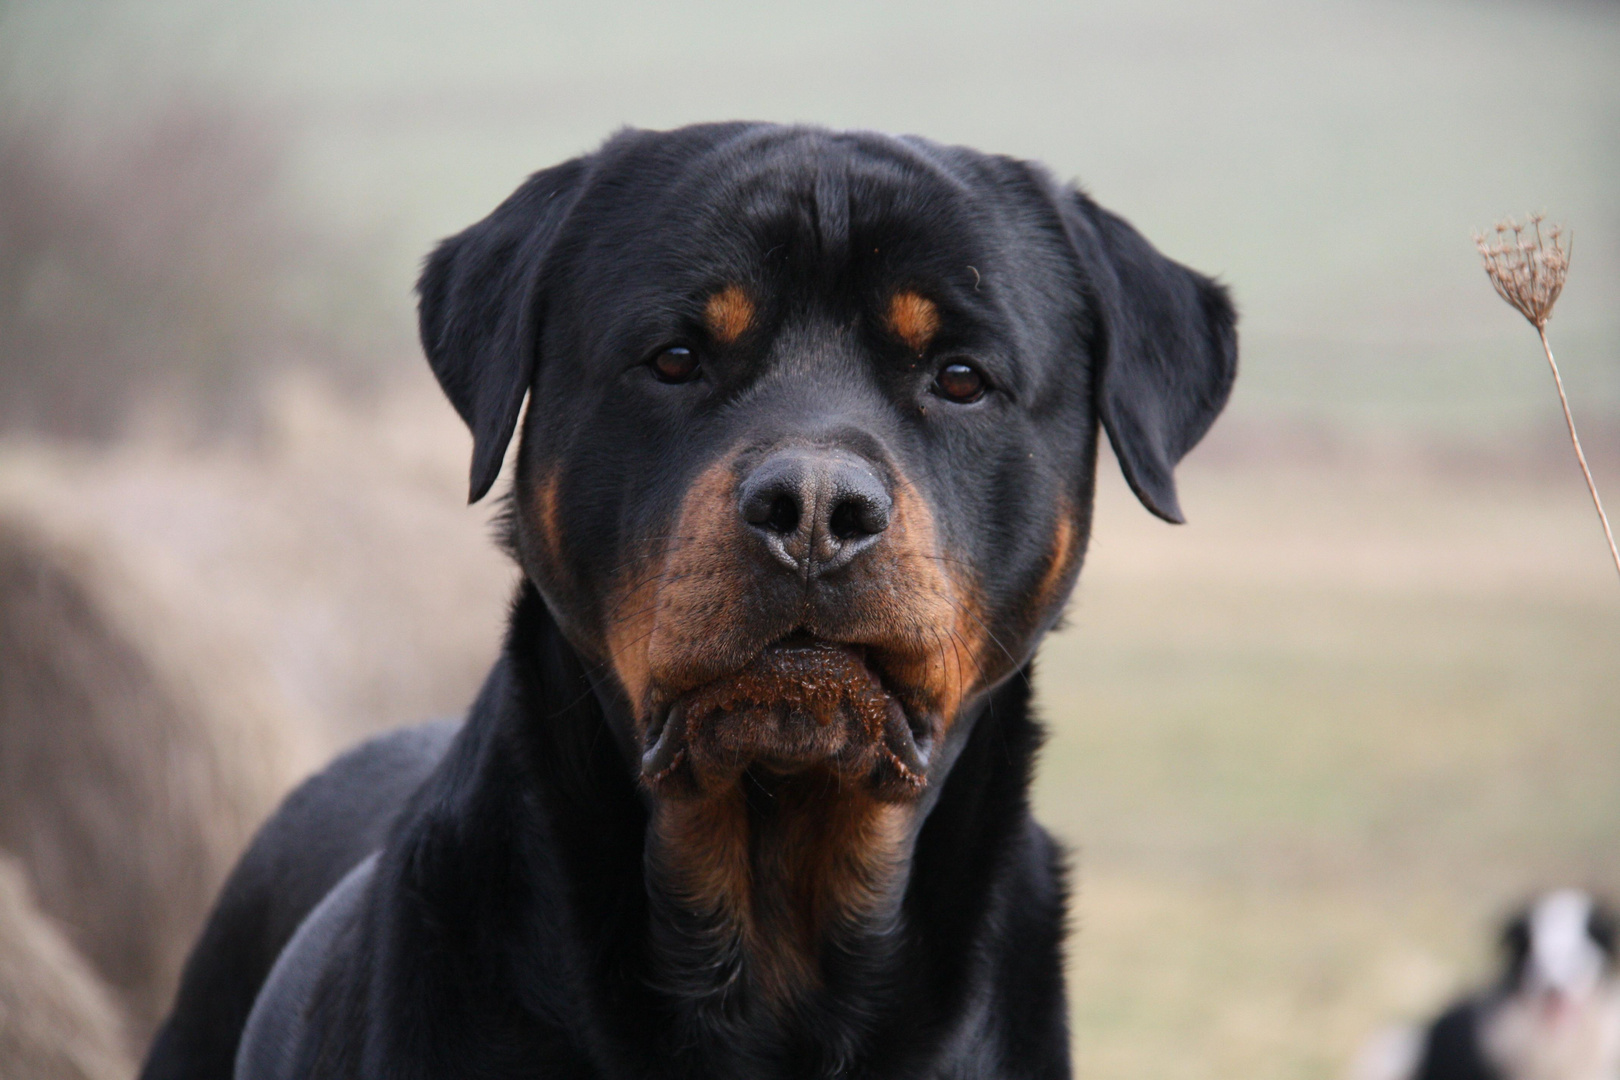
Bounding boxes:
[605,448,999,1007]
[1035,511,1076,612]
[641,460,759,708]
[704,284,755,344]
[622,453,991,733]
[651,773,912,1007]
[535,471,562,562]
[754,780,912,997]
[602,572,658,717]
[602,456,757,721]
[652,786,751,918]
[847,474,989,741]
[516,465,593,633]
[886,291,940,353]
[773,783,911,934]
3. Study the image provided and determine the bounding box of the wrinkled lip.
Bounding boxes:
[639,635,932,794]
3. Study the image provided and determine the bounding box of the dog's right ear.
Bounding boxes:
[417,157,593,503]
[1058,190,1238,525]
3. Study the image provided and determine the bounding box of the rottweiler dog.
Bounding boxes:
[142,122,1236,1080]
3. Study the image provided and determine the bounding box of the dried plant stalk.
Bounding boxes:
[1475,215,1620,584]
[1476,214,1568,328]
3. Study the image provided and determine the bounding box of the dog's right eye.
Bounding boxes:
[650,346,702,384]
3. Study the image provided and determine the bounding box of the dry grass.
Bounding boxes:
[1475,216,1619,583]
[2,385,1616,1075]
[0,107,401,442]
[0,374,514,745]
[0,854,131,1080]
[1036,437,1620,1080]
[0,376,511,1046]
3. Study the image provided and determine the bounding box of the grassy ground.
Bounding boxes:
[1036,441,1620,1080]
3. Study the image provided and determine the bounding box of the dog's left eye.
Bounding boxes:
[933,361,987,404]
[650,346,702,384]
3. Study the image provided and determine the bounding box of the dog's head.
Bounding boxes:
[419,123,1235,805]
[1500,890,1617,1000]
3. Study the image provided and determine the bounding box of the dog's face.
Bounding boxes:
[1500,891,1617,1000]
[419,124,1235,807]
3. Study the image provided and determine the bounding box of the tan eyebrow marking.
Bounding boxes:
[886,291,940,353]
[704,284,755,344]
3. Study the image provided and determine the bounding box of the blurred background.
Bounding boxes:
[0,1,1616,1077]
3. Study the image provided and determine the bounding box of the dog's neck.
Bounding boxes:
[492,584,1041,1070]
[643,769,919,1011]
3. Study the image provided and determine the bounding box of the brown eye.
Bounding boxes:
[651,346,701,384]
[934,362,986,403]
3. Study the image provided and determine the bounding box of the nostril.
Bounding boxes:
[740,449,891,564]
[766,494,800,536]
[743,480,804,536]
[828,494,889,541]
[828,500,863,541]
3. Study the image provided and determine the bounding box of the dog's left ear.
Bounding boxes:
[417,157,593,503]
[1060,191,1238,524]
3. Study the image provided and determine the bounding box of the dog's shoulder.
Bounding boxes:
[141,720,459,1080]
[1414,997,1497,1080]
[235,853,379,1080]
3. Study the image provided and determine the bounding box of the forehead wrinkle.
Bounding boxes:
[812,157,852,262]
[713,139,961,260]
[638,139,1021,381]
[764,318,864,377]
[711,319,878,426]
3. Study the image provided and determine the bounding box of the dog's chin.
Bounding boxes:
[639,638,933,802]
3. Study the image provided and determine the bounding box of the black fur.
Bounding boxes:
[141,722,458,1080]
[142,123,1236,1080]
[418,158,592,502]
[1413,1002,1502,1080]
[1063,195,1237,523]
[1410,893,1619,1080]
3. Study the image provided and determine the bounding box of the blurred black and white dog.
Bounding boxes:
[1361,890,1620,1080]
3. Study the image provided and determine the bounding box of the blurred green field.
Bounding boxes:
[1038,445,1620,1080]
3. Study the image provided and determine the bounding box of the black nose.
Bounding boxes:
[738,448,892,574]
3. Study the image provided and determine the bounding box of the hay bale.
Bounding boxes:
[0,379,509,1053]
[0,515,317,1040]
[0,852,133,1080]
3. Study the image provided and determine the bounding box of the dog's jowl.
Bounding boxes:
[142,123,1237,1080]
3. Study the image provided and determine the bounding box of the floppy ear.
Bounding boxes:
[1500,910,1533,984]
[417,157,592,502]
[1062,192,1238,524]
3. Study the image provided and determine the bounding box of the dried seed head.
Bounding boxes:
[1475,213,1570,328]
